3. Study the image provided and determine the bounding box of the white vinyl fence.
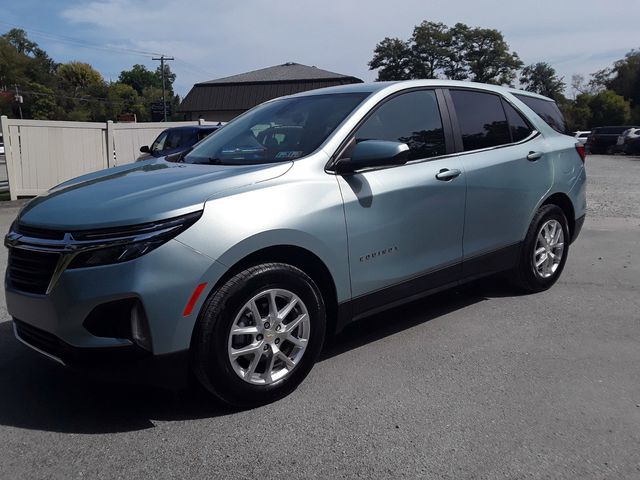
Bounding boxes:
[0,116,219,200]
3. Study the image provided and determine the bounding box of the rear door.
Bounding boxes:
[444,89,553,277]
[336,89,466,316]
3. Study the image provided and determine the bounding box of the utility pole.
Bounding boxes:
[152,55,174,121]
[13,85,23,119]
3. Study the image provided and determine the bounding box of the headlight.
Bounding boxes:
[67,211,202,269]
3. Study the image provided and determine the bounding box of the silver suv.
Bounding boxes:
[5,80,586,406]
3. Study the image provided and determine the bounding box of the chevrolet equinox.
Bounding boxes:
[5,80,587,406]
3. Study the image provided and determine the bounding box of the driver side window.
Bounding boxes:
[354,90,446,161]
[151,131,168,153]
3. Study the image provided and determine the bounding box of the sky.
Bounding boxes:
[1,0,637,98]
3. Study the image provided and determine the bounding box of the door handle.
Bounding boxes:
[435,168,461,181]
[527,151,544,161]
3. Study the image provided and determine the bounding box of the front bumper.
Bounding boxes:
[14,319,189,388]
[5,237,227,385]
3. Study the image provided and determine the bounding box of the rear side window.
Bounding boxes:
[355,90,446,160]
[450,90,510,151]
[514,94,567,134]
[502,100,533,142]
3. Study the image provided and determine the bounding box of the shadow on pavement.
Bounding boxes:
[0,276,521,434]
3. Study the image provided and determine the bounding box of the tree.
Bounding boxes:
[461,26,523,85]
[589,90,630,126]
[57,62,104,95]
[520,62,565,100]
[410,21,450,79]
[155,64,176,94]
[368,37,413,81]
[27,82,63,120]
[605,50,640,108]
[442,23,470,80]
[2,28,38,56]
[368,21,522,85]
[118,64,159,95]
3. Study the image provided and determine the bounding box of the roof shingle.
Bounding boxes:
[197,62,360,85]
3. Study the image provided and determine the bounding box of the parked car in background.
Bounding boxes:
[137,125,220,161]
[615,127,640,154]
[587,126,638,154]
[5,80,586,407]
[573,131,590,146]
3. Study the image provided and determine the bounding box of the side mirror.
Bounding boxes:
[335,140,409,175]
[140,145,150,153]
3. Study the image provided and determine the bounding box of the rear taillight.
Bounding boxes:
[575,143,586,163]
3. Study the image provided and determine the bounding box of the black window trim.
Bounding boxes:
[325,87,456,174]
[442,87,540,157]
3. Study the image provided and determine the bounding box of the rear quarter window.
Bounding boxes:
[513,94,567,134]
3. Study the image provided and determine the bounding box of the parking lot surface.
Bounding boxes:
[0,155,638,479]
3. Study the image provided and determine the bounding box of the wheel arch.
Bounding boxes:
[541,192,576,238]
[196,244,340,339]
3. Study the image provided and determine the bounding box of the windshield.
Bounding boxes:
[184,92,369,165]
[151,129,198,153]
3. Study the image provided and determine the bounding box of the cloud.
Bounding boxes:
[59,0,638,95]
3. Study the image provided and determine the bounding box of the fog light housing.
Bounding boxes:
[131,301,152,351]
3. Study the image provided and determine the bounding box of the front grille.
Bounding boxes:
[15,224,66,240]
[14,319,63,358]
[7,248,60,294]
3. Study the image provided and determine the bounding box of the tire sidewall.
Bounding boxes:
[194,264,326,406]
[522,205,570,291]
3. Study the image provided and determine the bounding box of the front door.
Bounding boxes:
[335,89,466,317]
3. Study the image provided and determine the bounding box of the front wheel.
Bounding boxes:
[191,263,326,407]
[510,205,570,293]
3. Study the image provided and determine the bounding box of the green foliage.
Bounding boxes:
[588,90,630,126]
[561,49,640,130]
[604,50,640,108]
[118,64,159,95]
[368,37,413,81]
[520,63,565,101]
[0,28,179,122]
[57,62,104,93]
[369,21,522,85]
[26,82,63,120]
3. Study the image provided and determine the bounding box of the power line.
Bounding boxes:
[10,87,127,106]
[0,20,164,57]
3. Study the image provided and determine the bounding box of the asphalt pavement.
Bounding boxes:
[0,155,638,479]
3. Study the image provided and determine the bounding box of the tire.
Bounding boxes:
[510,205,570,293]
[191,263,326,407]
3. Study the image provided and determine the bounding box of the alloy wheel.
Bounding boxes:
[533,219,565,278]
[227,288,310,385]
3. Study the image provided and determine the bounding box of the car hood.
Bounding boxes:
[17,159,292,230]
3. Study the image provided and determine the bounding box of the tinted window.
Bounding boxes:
[450,90,510,151]
[186,93,369,165]
[355,90,445,160]
[514,94,567,134]
[594,126,635,135]
[502,100,533,142]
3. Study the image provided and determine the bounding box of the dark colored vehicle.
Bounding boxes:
[587,126,638,154]
[616,127,640,154]
[137,125,219,161]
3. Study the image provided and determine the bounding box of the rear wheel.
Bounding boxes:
[191,263,326,407]
[511,204,569,293]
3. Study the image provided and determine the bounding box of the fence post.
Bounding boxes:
[198,118,205,125]
[1,115,18,201]
[106,120,115,167]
